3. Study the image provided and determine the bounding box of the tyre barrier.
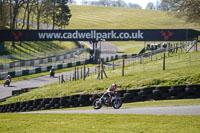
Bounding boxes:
[0,84,200,113]
[12,87,37,96]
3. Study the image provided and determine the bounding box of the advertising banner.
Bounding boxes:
[0,29,199,41]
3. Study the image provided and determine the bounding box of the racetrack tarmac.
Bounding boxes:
[21,105,200,115]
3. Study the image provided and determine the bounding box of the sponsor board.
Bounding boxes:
[0,29,199,41]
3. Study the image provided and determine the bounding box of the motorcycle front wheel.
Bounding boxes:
[112,99,122,109]
[92,98,102,110]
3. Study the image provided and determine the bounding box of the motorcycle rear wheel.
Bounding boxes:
[92,98,102,110]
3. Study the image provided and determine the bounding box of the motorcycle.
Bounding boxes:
[3,79,10,87]
[92,92,122,110]
[50,71,55,77]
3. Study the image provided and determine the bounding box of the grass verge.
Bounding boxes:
[1,41,77,64]
[0,113,199,133]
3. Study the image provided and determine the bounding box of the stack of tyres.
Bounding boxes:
[0,105,5,113]
[20,101,27,112]
[154,86,171,100]
[123,89,140,103]
[9,103,15,112]
[89,94,100,103]
[69,94,81,108]
[3,104,10,113]
[138,87,155,101]
[38,98,52,110]
[13,102,21,112]
[171,85,186,99]
[117,90,127,97]
[185,84,200,98]
[78,94,93,107]
[26,100,35,111]
[0,105,3,113]
[4,103,10,113]
[49,98,61,109]
[59,96,70,108]
[32,98,43,111]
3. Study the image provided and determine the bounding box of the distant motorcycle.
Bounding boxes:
[3,79,10,87]
[92,92,122,110]
[50,71,55,77]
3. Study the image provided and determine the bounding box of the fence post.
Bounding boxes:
[122,58,125,76]
[163,53,165,71]
[81,67,82,79]
[83,64,85,80]
[113,61,115,71]
[61,75,65,83]
[74,66,76,81]
[59,75,60,84]
[77,67,79,80]
[101,62,103,79]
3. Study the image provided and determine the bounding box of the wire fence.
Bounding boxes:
[58,42,199,83]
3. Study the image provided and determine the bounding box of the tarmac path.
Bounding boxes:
[22,105,200,115]
[0,66,97,99]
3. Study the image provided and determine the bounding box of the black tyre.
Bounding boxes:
[156,86,170,93]
[171,85,186,93]
[92,98,102,110]
[117,90,127,97]
[79,94,90,101]
[112,99,122,109]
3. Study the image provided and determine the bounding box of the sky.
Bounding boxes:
[76,0,157,9]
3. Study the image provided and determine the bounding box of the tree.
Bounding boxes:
[35,0,45,29]
[42,0,53,29]
[68,0,76,5]
[55,0,72,29]
[156,0,172,11]
[128,3,142,9]
[10,0,25,29]
[116,0,127,7]
[146,2,156,10]
[24,0,35,30]
[161,0,200,24]
[98,0,110,7]
[0,0,10,29]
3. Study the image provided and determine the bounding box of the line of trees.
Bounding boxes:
[80,0,142,9]
[0,0,72,30]
[157,0,200,25]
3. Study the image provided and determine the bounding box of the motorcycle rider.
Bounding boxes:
[50,67,55,77]
[106,83,117,104]
[4,75,11,87]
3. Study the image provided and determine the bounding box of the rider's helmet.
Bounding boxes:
[111,83,117,88]
[7,75,11,79]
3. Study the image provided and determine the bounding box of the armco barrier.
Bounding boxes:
[0,84,200,113]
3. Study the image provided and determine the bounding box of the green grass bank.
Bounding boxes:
[2,50,200,104]
[0,113,199,133]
